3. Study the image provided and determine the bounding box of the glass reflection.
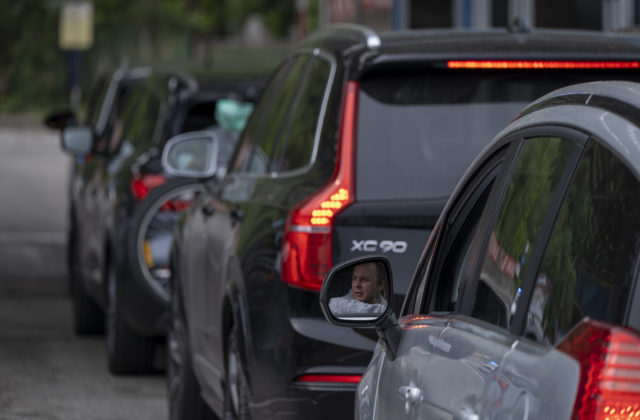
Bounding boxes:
[528,141,640,344]
[473,137,575,328]
[327,261,390,321]
[167,137,212,173]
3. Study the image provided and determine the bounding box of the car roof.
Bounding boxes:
[297,24,640,77]
[489,81,640,178]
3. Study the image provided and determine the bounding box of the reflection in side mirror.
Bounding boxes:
[161,131,218,179]
[61,126,93,156]
[320,256,393,326]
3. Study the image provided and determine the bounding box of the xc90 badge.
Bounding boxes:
[350,240,408,253]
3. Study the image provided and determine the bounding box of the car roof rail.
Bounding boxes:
[303,23,381,50]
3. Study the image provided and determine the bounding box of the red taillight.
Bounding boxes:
[295,374,362,384]
[131,174,167,201]
[280,81,358,291]
[557,319,640,420]
[160,200,190,212]
[447,60,640,70]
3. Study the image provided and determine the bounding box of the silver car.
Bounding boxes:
[321,81,640,420]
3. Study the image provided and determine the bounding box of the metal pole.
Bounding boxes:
[455,0,492,29]
[68,50,82,108]
[603,0,634,31]
[392,0,409,30]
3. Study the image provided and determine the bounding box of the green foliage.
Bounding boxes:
[494,137,575,276]
[0,0,293,113]
[0,0,68,112]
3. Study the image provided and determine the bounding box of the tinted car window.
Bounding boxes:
[244,56,309,175]
[356,69,640,201]
[85,75,108,127]
[272,56,331,172]
[118,84,161,152]
[526,140,640,344]
[424,152,505,314]
[231,59,289,174]
[473,137,576,328]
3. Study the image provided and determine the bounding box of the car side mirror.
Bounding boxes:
[320,256,394,327]
[161,131,219,179]
[44,110,77,130]
[61,126,94,156]
[320,256,401,360]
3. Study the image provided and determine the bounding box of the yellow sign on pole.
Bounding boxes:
[59,1,94,50]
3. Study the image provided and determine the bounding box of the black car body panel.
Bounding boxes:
[171,25,640,419]
[63,67,262,372]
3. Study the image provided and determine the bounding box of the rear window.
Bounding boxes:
[356,69,640,201]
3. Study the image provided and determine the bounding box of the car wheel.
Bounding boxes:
[70,229,104,335]
[105,257,155,374]
[224,326,251,420]
[167,281,218,420]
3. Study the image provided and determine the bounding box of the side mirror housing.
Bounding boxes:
[44,110,77,130]
[61,126,94,156]
[161,131,219,179]
[320,256,401,360]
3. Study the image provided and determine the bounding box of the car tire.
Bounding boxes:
[167,277,218,420]
[224,325,251,420]
[128,178,205,302]
[70,228,104,335]
[105,257,155,374]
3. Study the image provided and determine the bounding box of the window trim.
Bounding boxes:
[458,125,589,335]
[456,139,523,317]
[419,149,507,315]
[404,142,514,317]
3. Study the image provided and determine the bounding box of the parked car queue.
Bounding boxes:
[45,66,262,373]
[160,24,640,420]
[48,23,640,420]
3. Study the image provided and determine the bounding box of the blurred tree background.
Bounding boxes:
[0,0,308,114]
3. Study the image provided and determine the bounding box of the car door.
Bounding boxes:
[185,55,307,397]
[76,80,138,293]
[375,131,586,419]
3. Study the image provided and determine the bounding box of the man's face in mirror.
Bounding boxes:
[352,262,383,304]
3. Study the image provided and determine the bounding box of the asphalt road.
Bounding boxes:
[0,117,167,420]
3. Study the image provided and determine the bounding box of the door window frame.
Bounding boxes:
[462,126,588,335]
[411,126,591,337]
[227,49,337,181]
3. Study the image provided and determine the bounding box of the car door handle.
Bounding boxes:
[399,382,423,415]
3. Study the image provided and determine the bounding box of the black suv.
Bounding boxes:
[56,67,261,373]
[163,25,640,419]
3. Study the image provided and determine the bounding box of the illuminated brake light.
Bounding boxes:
[557,319,640,420]
[131,174,167,201]
[447,60,640,69]
[280,81,358,291]
[295,374,362,383]
[160,200,190,212]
